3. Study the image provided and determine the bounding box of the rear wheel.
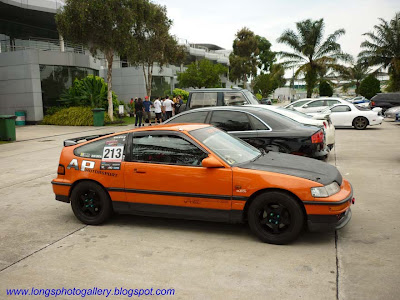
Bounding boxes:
[353,117,368,130]
[248,191,304,244]
[70,181,112,225]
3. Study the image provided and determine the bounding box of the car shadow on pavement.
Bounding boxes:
[106,214,334,246]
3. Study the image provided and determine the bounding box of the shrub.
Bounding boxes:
[255,93,262,100]
[59,75,119,112]
[359,75,381,99]
[319,80,333,97]
[172,88,189,101]
[42,107,112,126]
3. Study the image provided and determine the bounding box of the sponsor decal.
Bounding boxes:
[67,159,95,171]
[100,162,121,170]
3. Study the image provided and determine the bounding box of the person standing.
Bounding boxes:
[163,96,174,120]
[153,97,162,124]
[134,98,144,127]
[143,96,153,126]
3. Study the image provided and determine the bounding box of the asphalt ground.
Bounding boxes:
[0,121,399,300]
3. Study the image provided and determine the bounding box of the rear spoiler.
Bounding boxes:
[63,133,113,147]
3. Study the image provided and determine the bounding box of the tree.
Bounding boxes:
[229,28,259,87]
[56,0,151,121]
[177,59,227,88]
[319,80,333,97]
[277,18,350,98]
[340,61,369,94]
[359,12,400,92]
[256,35,276,73]
[358,74,381,99]
[253,64,286,98]
[127,3,186,98]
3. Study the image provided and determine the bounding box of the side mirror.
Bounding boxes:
[202,156,224,168]
[303,104,309,108]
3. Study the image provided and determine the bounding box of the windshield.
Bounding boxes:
[190,127,261,165]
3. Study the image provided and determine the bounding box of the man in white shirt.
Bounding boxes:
[163,96,174,120]
[153,97,162,124]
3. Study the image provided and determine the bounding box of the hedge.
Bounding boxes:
[42,107,112,126]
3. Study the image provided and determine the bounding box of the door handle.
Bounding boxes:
[134,168,146,174]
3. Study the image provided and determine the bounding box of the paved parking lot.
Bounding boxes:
[0,121,399,300]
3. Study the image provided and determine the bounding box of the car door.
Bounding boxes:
[209,110,261,147]
[123,131,233,221]
[298,100,327,113]
[329,105,353,126]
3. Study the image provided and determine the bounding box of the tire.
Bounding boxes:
[247,191,304,245]
[70,181,112,225]
[353,117,368,130]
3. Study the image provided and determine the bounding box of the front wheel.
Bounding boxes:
[70,181,112,225]
[353,117,368,130]
[248,191,304,244]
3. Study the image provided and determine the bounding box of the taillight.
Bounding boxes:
[311,130,324,144]
[57,164,65,175]
[371,101,375,106]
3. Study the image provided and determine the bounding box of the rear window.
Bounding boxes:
[223,92,247,106]
[167,111,209,124]
[74,134,127,159]
[189,92,218,108]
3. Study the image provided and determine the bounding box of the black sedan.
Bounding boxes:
[165,106,328,159]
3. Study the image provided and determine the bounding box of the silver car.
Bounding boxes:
[384,106,400,119]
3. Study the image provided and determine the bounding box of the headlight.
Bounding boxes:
[311,182,341,198]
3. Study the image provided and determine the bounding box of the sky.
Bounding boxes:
[157,0,400,60]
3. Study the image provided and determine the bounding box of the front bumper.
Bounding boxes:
[307,208,352,232]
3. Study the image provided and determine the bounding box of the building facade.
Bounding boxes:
[0,0,232,122]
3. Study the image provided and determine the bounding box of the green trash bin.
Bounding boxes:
[92,108,105,126]
[15,111,26,126]
[0,115,17,141]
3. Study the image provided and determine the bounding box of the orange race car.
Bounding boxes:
[52,124,354,244]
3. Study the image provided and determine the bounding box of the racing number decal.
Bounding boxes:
[101,145,124,170]
[102,146,124,162]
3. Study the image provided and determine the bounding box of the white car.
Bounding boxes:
[285,97,349,113]
[246,105,336,150]
[310,103,384,130]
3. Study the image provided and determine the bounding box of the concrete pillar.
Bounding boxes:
[59,34,65,52]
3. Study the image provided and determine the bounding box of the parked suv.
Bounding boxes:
[179,88,259,112]
[370,93,400,112]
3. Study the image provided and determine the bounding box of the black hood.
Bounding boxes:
[240,152,342,186]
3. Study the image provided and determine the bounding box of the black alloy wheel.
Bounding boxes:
[353,117,368,130]
[248,191,304,244]
[70,181,112,225]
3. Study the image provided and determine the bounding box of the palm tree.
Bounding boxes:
[277,19,350,97]
[340,61,370,95]
[359,12,400,92]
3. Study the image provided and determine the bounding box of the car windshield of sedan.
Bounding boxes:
[190,127,261,165]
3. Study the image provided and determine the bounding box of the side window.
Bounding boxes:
[74,134,127,159]
[224,92,247,106]
[189,92,218,109]
[248,115,268,130]
[131,135,208,166]
[167,111,208,124]
[327,100,339,106]
[307,100,325,107]
[210,111,252,131]
[331,105,351,112]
